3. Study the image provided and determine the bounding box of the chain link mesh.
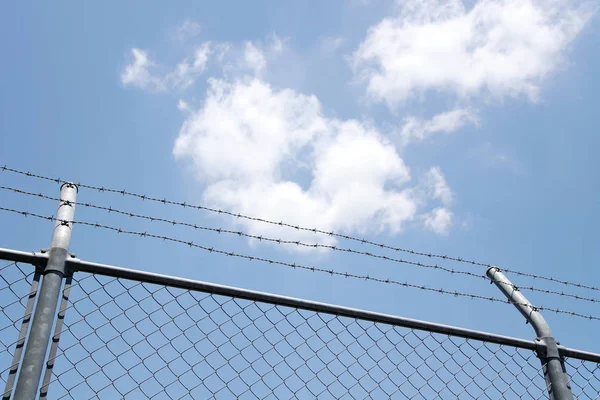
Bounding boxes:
[0,262,39,394]
[2,264,600,399]
[46,272,552,399]
[564,358,600,399]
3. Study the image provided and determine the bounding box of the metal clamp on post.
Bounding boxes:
[63,253,79,278]
[487,267,573,400]
[536,336,561,361]
[33,254,48,275]
[42,248,69,276]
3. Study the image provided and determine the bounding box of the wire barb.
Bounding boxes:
[3,165,599,295]
[1,204,598,322]
[2,184,600,304]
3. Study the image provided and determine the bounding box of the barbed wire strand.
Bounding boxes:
[2,184,599,305]
[2,166,599,294]
[0,166,498,263]
[0,185,488,279]
[0,205,598,322]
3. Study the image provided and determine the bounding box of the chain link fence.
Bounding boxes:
[1,262,39,398]
[1,261,600,399]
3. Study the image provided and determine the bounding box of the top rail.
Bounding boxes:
[1,246,598,363]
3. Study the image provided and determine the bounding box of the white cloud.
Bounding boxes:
[268,33,286,54]
[214,43,233,62]
[174,78,325,182]
[166,43,212,89]
[424,167,453,205]
[124,30,464,243]
[242,42,267,76]
[122,33,289,94]
[225,36,288,77]
[121,43,211,92]
[177,20,201,41]
[177,99,190,112]
[121,49,166,92]
[423,207,453,234]
[400,108,478,145]
[174,78,449,244]
[353,0,593,107]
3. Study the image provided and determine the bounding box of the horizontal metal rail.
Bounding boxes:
[0,247,47,265]
[1,246,599,363]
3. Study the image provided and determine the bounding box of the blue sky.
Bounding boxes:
[1,0,599,360]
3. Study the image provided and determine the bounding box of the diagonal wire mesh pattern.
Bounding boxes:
[0,265,598,399]
[565,358,600,399]
[43,272,566,400]
[0,262,39,395]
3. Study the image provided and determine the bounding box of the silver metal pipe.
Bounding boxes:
[1,246,598,364]
[487,266,573,400]
[558,347,600,363]
[39,276,72,400]
[487,266,551,338]
[63,257,599,363]
[2,272,40,400]
[13,183,77,400]
[0,248,47,266]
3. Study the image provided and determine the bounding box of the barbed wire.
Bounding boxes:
[0,185,488,279]
[2,166,600,294]
[1,205,598,322]
[0,166,496,262]
[3,184,600,306]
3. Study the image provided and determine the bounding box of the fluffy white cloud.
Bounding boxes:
[423,207,453,234]
[228,36,289,76]
[268,33,286,54]
[122,34,288,93]
[121,49,166,92]
[177,99,190,112]
[174,78,447,244]
[400,108,478,145]
[123,31,460,243]
[166,43,211,90]
[353,0,593,107]
[242,42,268,76]
[214,43,233,62]
[424,167,453,206]
[121,43,211,92]
[174,78,325,182]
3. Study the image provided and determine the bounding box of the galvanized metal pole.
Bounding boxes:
[13,183,77,400]
[487,267,573,400]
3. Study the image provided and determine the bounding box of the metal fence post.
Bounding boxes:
[487,267,573,400]
[13,183,77,400]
